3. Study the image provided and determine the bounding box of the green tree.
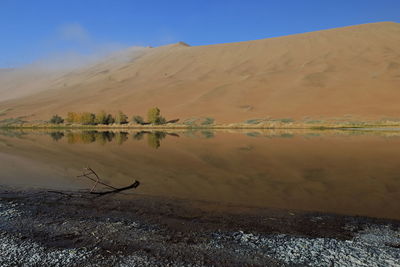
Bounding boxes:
[147,107,166,125]
[95,111,108,125]
[147,107,160,124]
[105,114,115,125]
[66,112,77,123]
[115,111,128,124]
[75,113,83,123]
[49,114,64,124]
[80,112,96,125]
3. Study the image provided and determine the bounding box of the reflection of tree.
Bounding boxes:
[147,131,167,149]
[133,131,171,148]
[49,131,64,141]
[184,130,216,139]
[133,132,145,141]
[0,129,27,138]
[95,131,115,145]
[67,131,96,144]
[66,131,117,144]
[104,131,115,142]
[201,130,214,139]
[67,132,79,144]
[95,132,107,145]
[115,132,129,145]
[63,130,177,147]
[81,131,96,143]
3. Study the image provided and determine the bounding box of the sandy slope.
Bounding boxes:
[1,22,400,123]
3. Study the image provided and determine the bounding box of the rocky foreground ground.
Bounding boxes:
[0,189,399,266]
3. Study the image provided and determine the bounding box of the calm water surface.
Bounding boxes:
[0,128,399,220]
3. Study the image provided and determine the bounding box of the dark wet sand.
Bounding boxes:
[1,187,399,266]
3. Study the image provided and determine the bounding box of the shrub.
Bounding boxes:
[182,118,199,125]
[304,120,324,124]
[201,117,214,125]
[244,119,264,124]
[271,118,294,123]
[156,116,166,125]
[182,117,214,126]
[49,114,64,124]
[132,115,145,124]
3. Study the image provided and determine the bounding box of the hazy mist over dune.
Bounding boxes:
[1,22,400,122]
[0,22,148,102]
[0,46,147,102]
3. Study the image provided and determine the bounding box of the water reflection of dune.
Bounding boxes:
[1,129,400,220]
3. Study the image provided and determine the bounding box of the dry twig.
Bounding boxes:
[77,167,140,195]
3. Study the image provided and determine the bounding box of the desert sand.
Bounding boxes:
[0,22,400,123]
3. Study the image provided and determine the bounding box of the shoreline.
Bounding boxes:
[1,187,399,266]
[3,123,400,130]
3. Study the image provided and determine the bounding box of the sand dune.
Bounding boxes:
[1,22,400,123]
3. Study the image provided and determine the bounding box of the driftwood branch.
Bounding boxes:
[89,181,140,196]
[77,167,140,195]
[77,167,118,192]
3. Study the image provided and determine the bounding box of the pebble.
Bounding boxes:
[1,199,399,266]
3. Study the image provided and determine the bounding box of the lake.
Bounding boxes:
[0,128,399,220]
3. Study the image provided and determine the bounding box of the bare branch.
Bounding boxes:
[77,168,117,190]
[90,181,140,196]
[77,167,139,195]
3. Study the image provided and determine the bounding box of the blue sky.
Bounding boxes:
[0,0,399,67]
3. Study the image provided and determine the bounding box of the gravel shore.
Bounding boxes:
[0,190,399,266]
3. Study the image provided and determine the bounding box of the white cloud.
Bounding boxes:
[58,23,91,43]
[1,22,146,72]
[18,22,146,71]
